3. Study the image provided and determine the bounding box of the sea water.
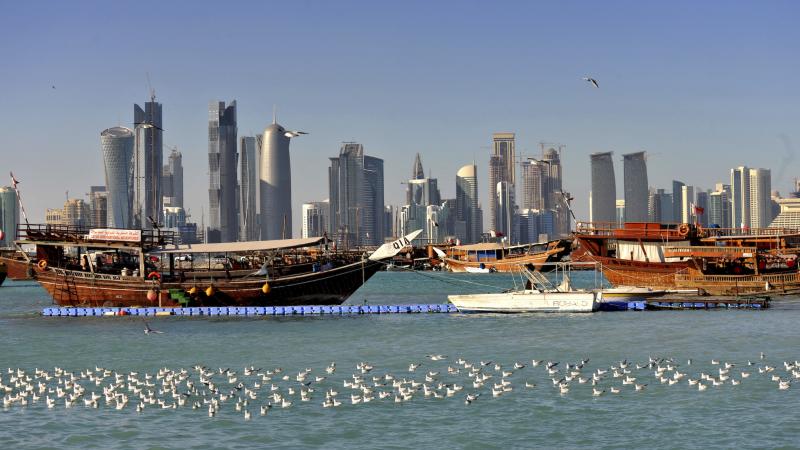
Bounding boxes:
[0,272,799,449]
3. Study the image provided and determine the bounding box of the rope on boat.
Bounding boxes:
[375,259,509,292]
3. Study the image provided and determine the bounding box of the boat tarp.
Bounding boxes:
[616,240,690,263]
[152,237,326,254]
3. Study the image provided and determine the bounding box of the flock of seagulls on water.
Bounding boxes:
[1,352,795,420]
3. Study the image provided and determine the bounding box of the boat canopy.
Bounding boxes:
[152,237,326,254]
[452,242,535,251]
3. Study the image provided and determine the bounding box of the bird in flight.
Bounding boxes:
[51,85,56,89]
[582,77,599,88]
[143,320,164,334]
[284,130,308,138]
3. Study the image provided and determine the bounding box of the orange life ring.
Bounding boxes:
[147,271,161,280]
[677,224,690,237]
[37,260,48,270]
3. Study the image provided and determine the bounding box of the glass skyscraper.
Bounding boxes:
[208,100,238,243]
[100,126,134,228]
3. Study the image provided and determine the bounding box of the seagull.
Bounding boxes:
[582,77,599,88]
[143,321,164,334]
[284,130,308,138]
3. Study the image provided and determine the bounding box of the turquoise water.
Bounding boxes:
[1,272,800,449]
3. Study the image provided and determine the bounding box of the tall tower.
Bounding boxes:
[496,181,515,241]
[133,99,162,228]
[492,133,516,185]
[520,159,546,211]
[328,143,384,247]
[456,163,479,243]
[100,127,134,228]
[672,180,685,224]
[589,152,616,224]
[259,118,296,240]
[0,187,19,247]
[749,168,772,228]
[488,154,506,231]
[208,100,238,243]
[167,148,183,208]
[730,166,750,229]
[412,153,424,180]
[623,152,649,222]
[240,136,259,241]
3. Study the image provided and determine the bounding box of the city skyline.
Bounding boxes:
[1,1,798,237]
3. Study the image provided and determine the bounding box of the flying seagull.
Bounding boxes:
[582,77,599,88]
[143,320,164,334]
[51,85,56,89]
[284,130,308,138]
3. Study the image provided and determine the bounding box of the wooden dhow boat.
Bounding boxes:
[572,221,800,295]
[17,224,420,307]
[437,239,571,273]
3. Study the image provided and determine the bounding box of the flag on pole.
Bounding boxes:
[694,205,705,215]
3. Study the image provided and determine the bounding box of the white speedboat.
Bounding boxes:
[448,268,597,313]
[464,266,496,274]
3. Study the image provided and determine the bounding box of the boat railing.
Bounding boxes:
[575,221,800,240]
[17,224,178,248]
[662,246,758,258]
[49,267,126,281]
[676,271,799,284]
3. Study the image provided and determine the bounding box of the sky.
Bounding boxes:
[1,0,798,236]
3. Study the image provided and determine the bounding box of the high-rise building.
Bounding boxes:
[492,133,516,185]
[623,152,649,222]
[0,187,19,247]
[239,136,259,241]
[681,185,695,223]
[362,155,385,245]
[589,152,616,224]
[328,143,384,247]
[520,159,547,211]
[100,126,134,228]
[412,153,424,180]
[260,118,297,240]
[62,199,91,227]
[731,166,751,229]
[301,201,330,238]
[163,207,187,228]
[749,168,772,228]
[455,163,480,244]
[133,99,162,229]
[496,181,516,241]
[163,148,183,208]
[87,186,107,228]
[541,146,563,209]
[208,100,238,243]
[648,188,672,223]
[406,154,440,207]
[769,198,800,228]
[709,189,730,228]
[695,190,709,227]
[488,154,506,231]
[672,180,685,224]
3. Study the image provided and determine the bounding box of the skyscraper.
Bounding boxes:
[709,189,730,228]
[412,152,424,180]
[749,168,772,228]
[100,126,134,228]
[648,188,672,223]
[163,148,183,208]
[496,181,516,241]
[301,201,330,238]
[133,99,162,229]
[456,163,480,244]
[541,146,562,209]
[623,152,649,222]
[260,119,296,240]
[239,136,259,241]
[406,154,440,206]
[208,100,238,243]
[672,180,685,224]
[520,159,547,211]
[88,186,107,228]
[730,166,750,229]
[0,187,18,247]
[493,133,516,185]
[328,143,384,247]
[589,152,616,224]
[681,185,695,223]
[488,154,506,231]
[695,190,709,227]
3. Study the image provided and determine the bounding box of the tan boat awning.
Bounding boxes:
[152,237,326,254]
[452,242,539,251]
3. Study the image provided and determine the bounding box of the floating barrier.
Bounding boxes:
[41,303,460,317]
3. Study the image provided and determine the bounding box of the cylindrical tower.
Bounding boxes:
[260,122,292,239]
[100,127,134,228]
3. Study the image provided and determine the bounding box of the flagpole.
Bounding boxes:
[9,172,30,227]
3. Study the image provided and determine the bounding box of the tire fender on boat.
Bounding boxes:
[261,282,271,294]
[38,260,48,270]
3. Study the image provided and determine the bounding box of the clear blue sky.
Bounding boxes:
[1,0,798,234]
